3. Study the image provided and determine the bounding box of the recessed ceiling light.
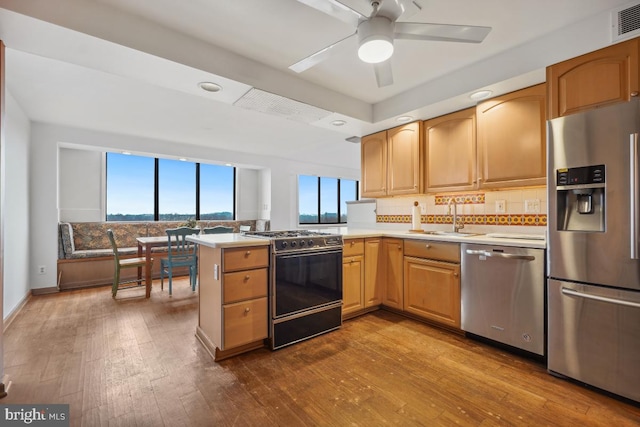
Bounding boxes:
[121,151,131,155]
[345,136,361,143]
[332,120,347,126]
[396,115,413,123]
[198,81,222,93]
[179,158,187,162]
[470,90,492,101]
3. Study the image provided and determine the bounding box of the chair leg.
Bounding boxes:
[112,266,120,298]
[168,266,173,296]
[160,264,164,291]
[190,265,197,291]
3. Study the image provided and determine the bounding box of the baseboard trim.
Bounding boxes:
[3,292,32,332]
[31,286,60,296]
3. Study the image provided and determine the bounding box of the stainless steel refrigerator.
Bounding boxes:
[547,99,640,403]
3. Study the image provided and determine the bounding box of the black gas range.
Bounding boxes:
[244,229,344,349]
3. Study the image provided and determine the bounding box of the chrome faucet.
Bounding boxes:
[448,198,464,233]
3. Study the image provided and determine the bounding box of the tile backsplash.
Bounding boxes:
[375,188,547,228]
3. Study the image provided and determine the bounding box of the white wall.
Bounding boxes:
[59,148,103,221]
[4,90,31,318]
[30,123,359,290]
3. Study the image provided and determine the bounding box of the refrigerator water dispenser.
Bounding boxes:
[556,165,605,232]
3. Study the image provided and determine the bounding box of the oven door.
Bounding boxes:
[273,247,343,318]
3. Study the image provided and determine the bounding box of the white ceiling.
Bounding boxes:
[0,0,635,170]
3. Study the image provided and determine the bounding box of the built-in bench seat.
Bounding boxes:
[57,219,270,290]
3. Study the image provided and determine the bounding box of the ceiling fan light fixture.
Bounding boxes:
[357,16,395,64]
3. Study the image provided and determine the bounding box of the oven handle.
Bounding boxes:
[561,287,640,309]
[275,247,343,259]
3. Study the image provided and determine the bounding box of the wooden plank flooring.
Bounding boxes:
[3,278,640,426]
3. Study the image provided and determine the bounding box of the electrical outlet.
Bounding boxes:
[495,200,506,213]
[38,265,46,275]
[525,199,541,213]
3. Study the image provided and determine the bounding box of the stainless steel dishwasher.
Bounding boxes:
[461,243,545,356]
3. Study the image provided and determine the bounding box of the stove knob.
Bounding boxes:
[308,239,314,246]
[291,241,297,248]
[281,241,287,249]
[300,240,306,246]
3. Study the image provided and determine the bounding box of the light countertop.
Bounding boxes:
[186,228,546,250]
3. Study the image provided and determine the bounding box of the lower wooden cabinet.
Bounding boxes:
[196,244,269,361]
[403,257,461,329]
[381,238,404,310]
[342,238,382,318]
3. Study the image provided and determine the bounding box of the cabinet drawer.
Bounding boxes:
[223,246,269,272]
[404,239,460,262]
[223,268,268,304]
[343,238,364,257]
[223,297,268,349]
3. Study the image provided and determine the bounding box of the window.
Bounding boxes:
[298,175,359,224]
[106,153,154,221]
[106,153,236,221]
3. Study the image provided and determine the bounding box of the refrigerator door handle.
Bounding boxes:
[561,287,640,309]
[631,133,640,259]
[465,249,535,261]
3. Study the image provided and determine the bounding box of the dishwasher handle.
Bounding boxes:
[465,249,535,261]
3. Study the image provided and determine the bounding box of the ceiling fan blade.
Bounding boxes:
[289,33,356,73]
[294,0,366,27]
[394,22,492,43]
[374,61,393,87]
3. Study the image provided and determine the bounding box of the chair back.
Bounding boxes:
[202,226,234,234]
[106,229,120,263]
[166,227,199,259]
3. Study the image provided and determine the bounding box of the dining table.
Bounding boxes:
[136,235,175,297]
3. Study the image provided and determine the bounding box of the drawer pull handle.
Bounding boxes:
[244,307,251,313]
[244,275,250,281]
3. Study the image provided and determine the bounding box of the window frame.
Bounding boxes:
[298,175,359,225]
[106,153,236,221]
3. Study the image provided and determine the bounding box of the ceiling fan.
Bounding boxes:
[289,0,492,87]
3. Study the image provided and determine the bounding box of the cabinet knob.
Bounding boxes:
[350,241,355,246]
[398,245,402,250]
[244,275,250,281]
[454,272,459,277]
[425,244,431,249]
[632,92,639,97]
[244,307,251,313]
[245,251,251,257]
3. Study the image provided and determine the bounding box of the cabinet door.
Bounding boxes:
[547,38,640,119]
[364,238,381,307]
[387,122,423,195]
[425,108,476,192]
[403,257,460,329]
[361,130,388,197]
[477,84,547,189]
[381,238,404,309]
[342,255,364,316]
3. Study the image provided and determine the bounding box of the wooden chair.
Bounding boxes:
[161,227,199,295]
[107,229,152,298]
[202,226,234,234]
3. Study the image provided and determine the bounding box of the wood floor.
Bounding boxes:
[3,278,640,426]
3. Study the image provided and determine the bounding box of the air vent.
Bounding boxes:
[612,2,640,41]
[233,88,332,124]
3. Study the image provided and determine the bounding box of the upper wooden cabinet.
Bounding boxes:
[361,122,423,197]
[424,107,477,192]
[547,38,640,119]
[476,84,547,189]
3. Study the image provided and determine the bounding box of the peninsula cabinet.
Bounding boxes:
[424,107,477,192]
[403,240,461,329]
[342,238,382,319]
[361,121,423,197]
[547,37,640,119]
[196,244,269,361]
[381,238,404,310]
[476,84,547,189]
